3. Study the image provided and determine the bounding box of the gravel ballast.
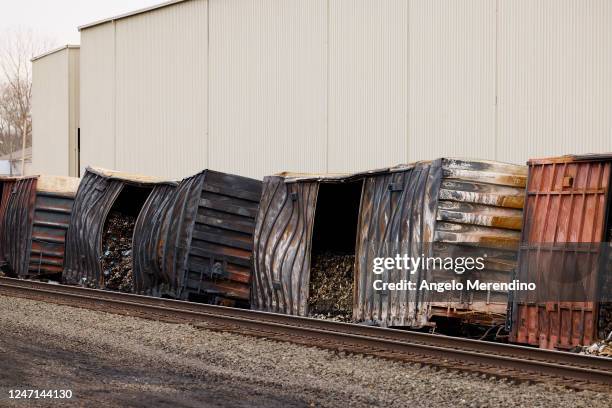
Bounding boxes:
[0,295,609,408]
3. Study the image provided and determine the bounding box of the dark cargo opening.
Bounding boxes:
[101,184,152,292]
[308,181,362,321]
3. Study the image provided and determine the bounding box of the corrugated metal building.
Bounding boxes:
[32,0,611,180]
[31,45,80,177]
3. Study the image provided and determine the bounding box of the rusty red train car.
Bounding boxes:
[510,154,612,349]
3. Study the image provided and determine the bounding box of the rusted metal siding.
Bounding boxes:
[0,178,37,278]
[28,190,76,278]
[133,170,262,306]
[511,155,612,349]
[0,176,78,279]
[252,176,319,314]
[182,171,262,304]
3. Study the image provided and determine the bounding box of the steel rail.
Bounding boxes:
[0,277,610,390]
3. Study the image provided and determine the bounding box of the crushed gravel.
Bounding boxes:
[0,295,610,408]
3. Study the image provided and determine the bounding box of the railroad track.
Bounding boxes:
[0,277,610,392]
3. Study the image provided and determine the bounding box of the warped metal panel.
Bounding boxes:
[208,0,328,178]
[327,0,408,172]
[354,162,436,327]
[511,155,612,349]
[497,1,612,164]
[79,22,116,174]
[63,170,124,285]
[252,176,319,315]
[0,178,37,278]
[408,0,497,162]
[0,179,17,266]
[114,0,208,179]
[132,184,177,294]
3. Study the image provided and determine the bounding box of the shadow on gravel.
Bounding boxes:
[0,332,309,408]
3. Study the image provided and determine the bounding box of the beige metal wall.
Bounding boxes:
[32,46,80,177]
[114,0,208,178]
[408,0,497,162]
[68,48,80,176]
[78,0,612,180]
[327,0,408,173]
[208,0,327,177]
[497,0,612,162]
[80,22,115,172]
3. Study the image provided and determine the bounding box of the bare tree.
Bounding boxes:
[0,28,55,174]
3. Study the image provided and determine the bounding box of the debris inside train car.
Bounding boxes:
[102,211,136,292]
[308,253,354,322]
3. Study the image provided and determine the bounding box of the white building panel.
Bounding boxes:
[408,0,497,162]
[208,0,328,178]
[79,22,115,173]
[114,0,208,179]
[327,0,409,173]
[74,0,612,179]
[32,49,70,176]
[32,46,80,177]
[498,0,612,163]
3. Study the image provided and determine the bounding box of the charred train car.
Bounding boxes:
[0,175,80,280]
[252,159,527,329]
[62,167,176,290]
[132,169,262,307]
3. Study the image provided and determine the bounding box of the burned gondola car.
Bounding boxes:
[132,169,262,307]
[510,154,612,349]
[252,159,527,330]
[0,175,80,279]
[62,167,175,291]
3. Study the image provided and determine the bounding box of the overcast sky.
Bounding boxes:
[1,0,164,47]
